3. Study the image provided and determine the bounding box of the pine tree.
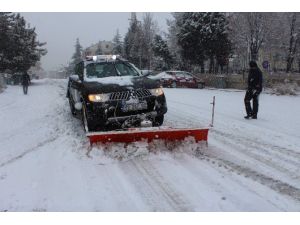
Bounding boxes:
[124,13,143,67]
[152,34,173,70]
[72,38,83,64]
[175,12,231,73]
[67,38,83,74]
[205,13,232,73]
[112,29,123,55]
[0,12,14,72]
[166,13,187,70]
[141,13,158,69]
[176,12,208,72]
[0,13,47,73]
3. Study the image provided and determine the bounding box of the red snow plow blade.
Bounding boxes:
[87,127,209,145]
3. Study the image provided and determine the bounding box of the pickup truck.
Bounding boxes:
[66,55,167,132]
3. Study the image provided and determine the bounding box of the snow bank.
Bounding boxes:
[269,82,300,96]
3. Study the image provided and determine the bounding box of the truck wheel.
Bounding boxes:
[154,115,164,126]
[82,104,96,132]
[68,98,76,116]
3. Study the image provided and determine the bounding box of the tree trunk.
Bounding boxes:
[220,64,224,74]
[286,13,297,73]
[286,57,293,72]
[200,61,205,74]
[250,49,259,61]
[209,56,214,73]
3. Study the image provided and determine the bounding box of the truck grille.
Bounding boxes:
[109,89,152,101]
[136,89,152,98]
[109,91,130,101]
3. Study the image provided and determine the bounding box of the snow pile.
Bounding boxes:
[85,76,134,86]
[270,81,300,96]
[88,137,207,162]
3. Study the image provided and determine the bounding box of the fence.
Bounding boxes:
[195,72,300,90]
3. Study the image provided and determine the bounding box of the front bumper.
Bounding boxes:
[85,94,167,127]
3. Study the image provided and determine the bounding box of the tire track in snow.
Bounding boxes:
[0,135,59,168]
[176,154,290,211]
[212,129,300,175]
[196,151,300,202]
[122,159,193,211]
[167,104,300,178]
[166,101,300,202]
[135,160,193,211]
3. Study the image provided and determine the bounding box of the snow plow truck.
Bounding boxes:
[66,55,208,145]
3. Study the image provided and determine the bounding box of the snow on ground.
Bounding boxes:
[0,79,299,211]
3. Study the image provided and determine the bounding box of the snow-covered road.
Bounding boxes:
[0,79,299,211]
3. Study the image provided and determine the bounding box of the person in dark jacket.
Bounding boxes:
[21,71,30,95]
[244,61,263,119]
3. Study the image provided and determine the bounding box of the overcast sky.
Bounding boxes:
[21,12,173,71]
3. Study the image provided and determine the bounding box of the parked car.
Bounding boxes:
[140,69,154,76]
[149,71,205,88]
[66,55,168,132]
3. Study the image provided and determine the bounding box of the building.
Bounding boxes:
[83,40,114,57]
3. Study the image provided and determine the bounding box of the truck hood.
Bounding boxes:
[83,75,160,93]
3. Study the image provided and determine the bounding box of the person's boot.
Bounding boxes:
[244,114,252,119]
[252,114,257,119]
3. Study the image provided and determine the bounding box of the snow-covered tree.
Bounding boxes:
[71,38,83,65]
[123,12,160,69]
[140,13,158,69]
[112,29,123,55]
[285,13,300,72]
[0,13,14,72]
[176,13,206,72]
[203,13,232,73]
[66,38,83,74]
[166,13,187,70]
[0,13,47,73]
[229,12,272,63]
[124,13,143,67]
[152,34,173,70]
[175,12,231,73]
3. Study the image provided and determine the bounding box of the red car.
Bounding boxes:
[149,71,205,88]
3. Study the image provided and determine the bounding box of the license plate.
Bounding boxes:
[121,101,148,112]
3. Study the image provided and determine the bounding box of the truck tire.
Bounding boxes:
[154,115,164,126]
[68,98,76,116]
[82,104,96,132]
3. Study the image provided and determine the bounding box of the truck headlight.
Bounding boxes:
[88,94,110,102]
[149,88,164,96]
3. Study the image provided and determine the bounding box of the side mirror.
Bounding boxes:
[74,102,82,110]
[79,74,84,81]
[141,70,150,76]
[70,74,80,81]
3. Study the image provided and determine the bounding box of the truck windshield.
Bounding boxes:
[86,62,140,78]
